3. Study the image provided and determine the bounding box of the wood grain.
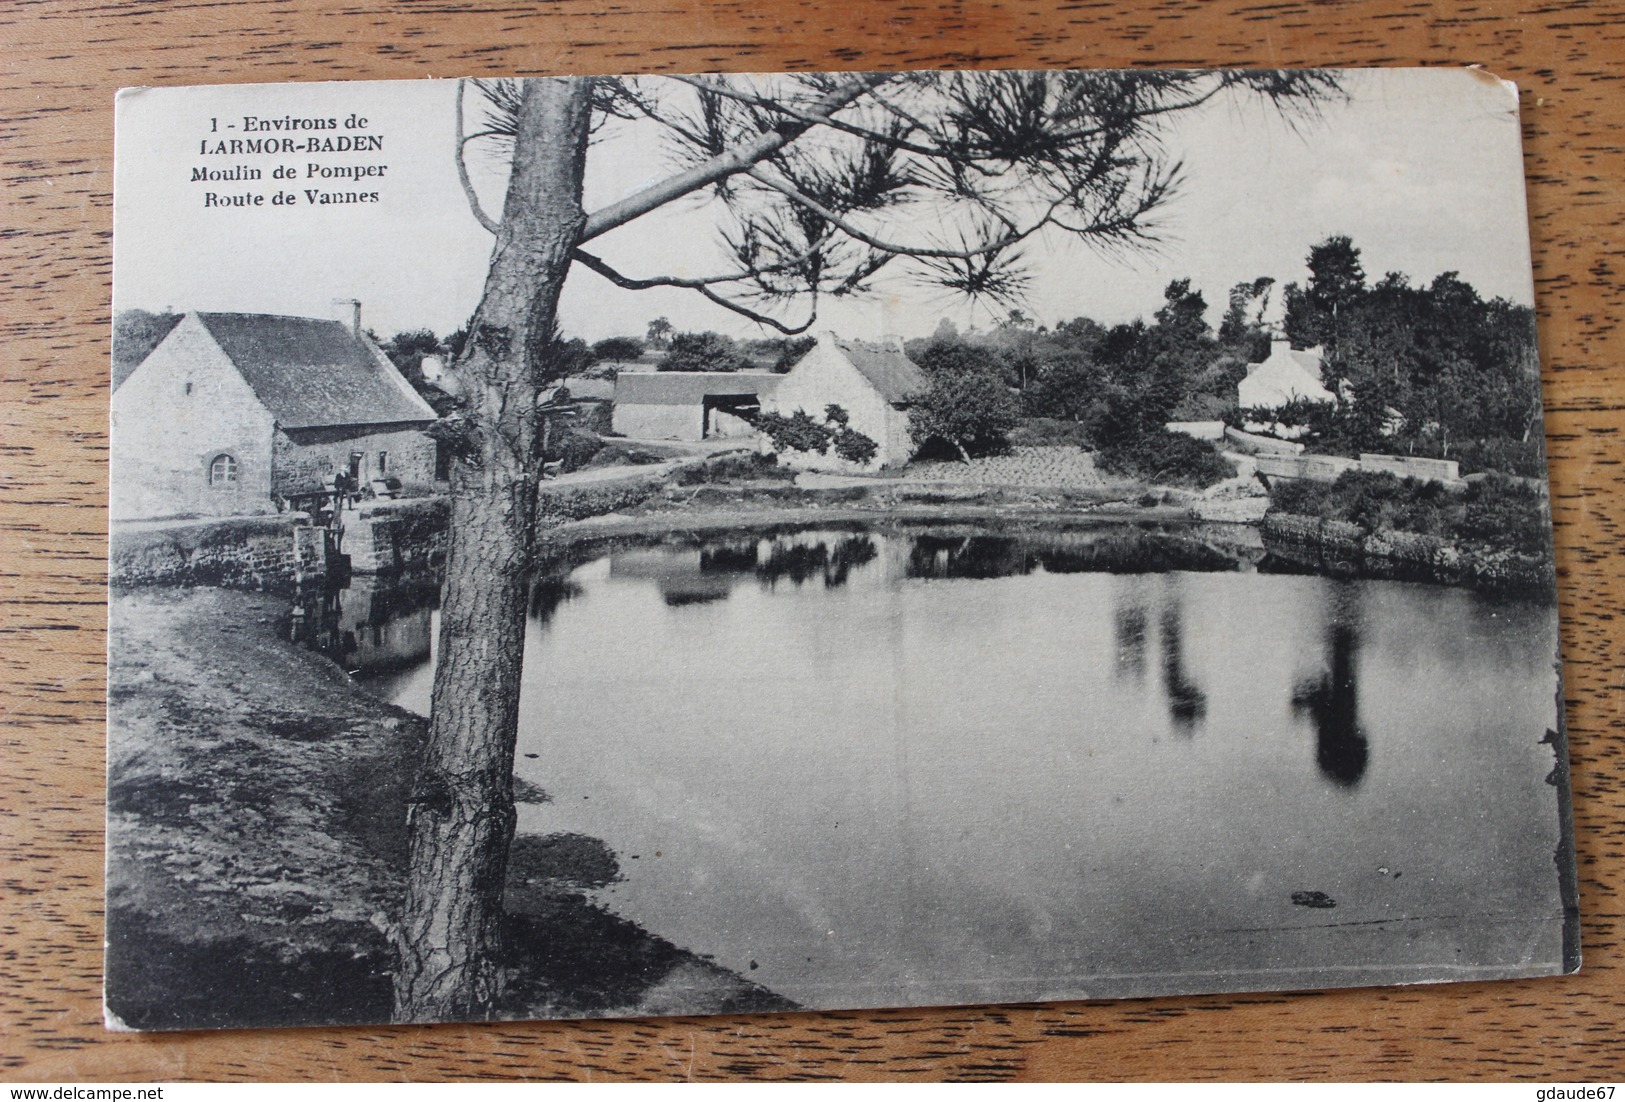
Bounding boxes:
[3,0,1623,1081]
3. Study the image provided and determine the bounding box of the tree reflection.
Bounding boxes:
[905,535,1033,580]
[1114,604,1148,683]
[1159,604,1207,732]
[530,574,584,621]
[659,577,733,607]
[823,536,878,587]
[699,541,758,573]
[757,535,877,588]
[1292,614,1370,787]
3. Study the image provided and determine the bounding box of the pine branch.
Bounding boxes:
[455,80,501,234]
[579,73,896,243]
[743,165,1050,259]
[571,249,818,334]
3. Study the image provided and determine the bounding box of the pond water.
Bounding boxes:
[366,521,1569,1008]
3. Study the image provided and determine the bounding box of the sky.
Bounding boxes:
[114,68,1535,346]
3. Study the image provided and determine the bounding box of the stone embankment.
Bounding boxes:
[1262,512,1555,595]
[109,513,328,592]
[345,497,450,573]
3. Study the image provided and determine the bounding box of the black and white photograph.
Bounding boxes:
[106,67,1578,1031]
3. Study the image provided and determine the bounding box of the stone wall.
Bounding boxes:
[345,497,450,574]
[1166,420,1225,441]
[110,514,327,592]
[1253,449,1464,488]
[1222,427,1306,456]
[1358,452,1462,485]
[1261,511,1554,595]
[274,424,439,499]
[1255,453,1362,483]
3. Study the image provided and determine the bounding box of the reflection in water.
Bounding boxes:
[530,575,584,621]
[700,541,759,573]
[901,530,1243,582]
[1113,604,1148,683]
[1037,532,1240,575]
[366,520,1564,1008]
[1160,604,1207,732]
[907,535,1032,580]
[1293,598,1370,787]
[756,536,877,589]
[295,570,439,675]
[606,534,883,608]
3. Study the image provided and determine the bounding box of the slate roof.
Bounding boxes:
[615,371,780,407]
[1287,347,1325,380]
[112,311,183,390]
[195,312,437,430]
[559,376,617,402]
[831,336,929,404]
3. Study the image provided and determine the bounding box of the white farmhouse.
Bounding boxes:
[762,332,928,471]
[1238,337,1335,412]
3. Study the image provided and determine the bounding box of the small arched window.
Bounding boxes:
[208,453,238,488]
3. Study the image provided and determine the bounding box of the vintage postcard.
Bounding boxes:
[107,68,1578,1030]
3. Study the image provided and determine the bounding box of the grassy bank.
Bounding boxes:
[550,450,1199,529]
[106,587,789,1030]
[1261,472,1556,596]
[1268,470,1552,556]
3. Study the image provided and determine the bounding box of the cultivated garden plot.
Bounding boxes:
[107,67,1575,1030]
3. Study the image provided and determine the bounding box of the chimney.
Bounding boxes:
[332,297,362,336]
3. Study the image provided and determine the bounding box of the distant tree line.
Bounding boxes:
[899,278,1257,485]
[295,232,1545,489]
[1267,236,1544,475]
[897,235,1544,482]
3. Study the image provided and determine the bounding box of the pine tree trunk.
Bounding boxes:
[393,77,594,1024]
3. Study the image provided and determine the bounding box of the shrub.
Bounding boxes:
[755,405,880,465]
[571,400,614,435]
[591,336,645,362]
[756,410,834,455]
[1439,437,1548,479]
[1458,475,1552,554]
[773,336,817,374]
[544,428,603,474]
[1095,429,1235,489]
[657,331,752,373]
[1269,470,1450,533]
[833,426,879,465]
[587,442,668,468]
[1170,391,1237,423]
[673,452,793,485]
[1268,469,1551,556]
[1009,418,1096,448]
[536,481,660,526]
[909,369,1021,461]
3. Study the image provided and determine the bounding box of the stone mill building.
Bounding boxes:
[111,311,440,520]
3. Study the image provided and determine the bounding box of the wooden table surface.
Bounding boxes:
[3,0,1623,1082]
